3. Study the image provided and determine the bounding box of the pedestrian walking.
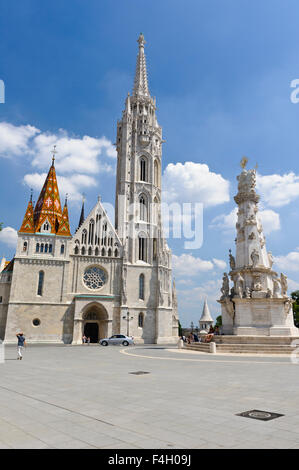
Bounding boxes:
[16,332,26,360]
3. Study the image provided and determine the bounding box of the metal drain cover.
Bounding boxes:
[237,410,284,421]
[129,371,150,375]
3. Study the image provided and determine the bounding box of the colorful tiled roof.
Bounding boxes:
[19,158,71,237]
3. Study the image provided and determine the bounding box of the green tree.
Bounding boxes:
[291,291,299,327]
[215,315,222,327]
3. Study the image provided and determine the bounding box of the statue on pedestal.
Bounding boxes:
[251,249,259,268]
[221,273,230,299]
[235,272,244,298]
[229,249,235,270]
[280,273,288,297]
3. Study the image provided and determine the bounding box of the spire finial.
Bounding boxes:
[65,193,68,206]
[52,145,58,165]
[240,156,248,169]
[30,188,33,202]
[133,33,149,97]
[137,33,146,48]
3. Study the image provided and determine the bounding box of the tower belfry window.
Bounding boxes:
[138,235,147,262]
[139,195,147,221]
[140,158,147,182]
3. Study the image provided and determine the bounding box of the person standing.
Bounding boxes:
[16,332,26,360]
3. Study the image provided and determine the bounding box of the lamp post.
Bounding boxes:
[123,311,134,336]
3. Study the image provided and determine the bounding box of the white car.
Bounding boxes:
[100,335,134,346]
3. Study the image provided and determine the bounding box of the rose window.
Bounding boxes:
[83,266,107,290]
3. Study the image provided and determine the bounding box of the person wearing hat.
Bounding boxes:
[16,332,26,360]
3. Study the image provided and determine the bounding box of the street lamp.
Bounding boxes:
[123,311,134,336]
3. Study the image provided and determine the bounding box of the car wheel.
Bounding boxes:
[101,341,108,346]
[122,341,129,346]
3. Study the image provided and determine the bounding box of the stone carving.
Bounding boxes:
[237,168,256,193]
[273,277,281,298]
[280,273,288,297]
[252,274,262,292]
[245,287,251,299]
[229,249,235,270]
[284,299,293,316]
[220,273,230,299]
[224,297,235,319]
[235,272,244,298]
[248,232,256,240]
[251,249,259,267]
[266,288,272,298]
[268,252,274,269]
[245,214,256,225]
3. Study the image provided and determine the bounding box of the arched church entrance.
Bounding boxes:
[82,303,108,343]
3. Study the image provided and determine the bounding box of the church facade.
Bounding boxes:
[0,34,179,345]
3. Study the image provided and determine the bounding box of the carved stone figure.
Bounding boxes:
[273,277,281,298]
[245,287,251,299]
[268,251,274,269]
[229,249,235,270]
[251,249,259,267]
[221,273,230,299]
[235,272,244,298]
[224,297,235,319]
[248,232,255,240]
[266,288,272,298]
[280,273,288,297]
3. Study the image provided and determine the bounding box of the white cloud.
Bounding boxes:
[0,122,39,158]
[210,208,237,231]
[172,253,225,277]
[0,227,18,247]
[257,172,299,207]
[257,210,280,234]
[162,162,230,207]
[274,249,299,272]
[31,132,116,174]
[210,207,280,235]
[0,122,116,203]
[212,258,226,270]
[24,173,97,202]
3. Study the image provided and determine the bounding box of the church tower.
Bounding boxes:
[115,34,177,343]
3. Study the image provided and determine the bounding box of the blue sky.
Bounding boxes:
[1,0,299,326]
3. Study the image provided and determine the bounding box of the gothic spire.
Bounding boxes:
[77,196,85,231]
[19,192,35,234]
[133,33,150,98]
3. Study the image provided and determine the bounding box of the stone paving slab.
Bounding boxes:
[0,344,299,449]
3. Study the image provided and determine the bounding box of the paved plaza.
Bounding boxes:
[0,344,299,449]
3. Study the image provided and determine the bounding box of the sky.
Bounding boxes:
[1,0,299,327]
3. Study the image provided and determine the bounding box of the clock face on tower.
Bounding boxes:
[83,266,107,290]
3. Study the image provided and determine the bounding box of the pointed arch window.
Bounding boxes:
[36,243,40,253]
[81,247,86,255]
[88,220,95,245]
[138,234,147,262]
[82,230,87,245]
[40,243,44,253]
[140,157,147,182]
[139,274,145,300]
[60,244,64,255]
[74,246,79,255]
[139,194,148,221]
[23,241,28,252]
[37,271,44,296]
[138,312,144,328]
[88,247,92,256]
